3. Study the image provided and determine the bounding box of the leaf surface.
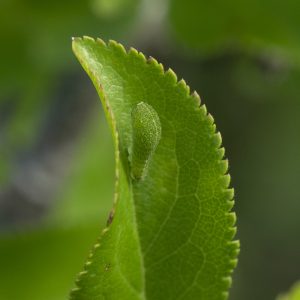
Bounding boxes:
[71,36,239,300]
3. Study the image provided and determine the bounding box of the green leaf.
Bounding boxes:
[277,282,300,300]
[71,36,239,299]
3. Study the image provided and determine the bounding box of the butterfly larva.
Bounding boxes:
[130,102,161,180]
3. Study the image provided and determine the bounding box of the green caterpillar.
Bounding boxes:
[130,102,161,180]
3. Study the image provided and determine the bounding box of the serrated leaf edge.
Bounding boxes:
[70,36,239,299]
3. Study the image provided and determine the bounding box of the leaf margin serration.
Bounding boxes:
[70,36,240,300]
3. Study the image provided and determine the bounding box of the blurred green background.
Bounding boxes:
[1,0,300,299]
